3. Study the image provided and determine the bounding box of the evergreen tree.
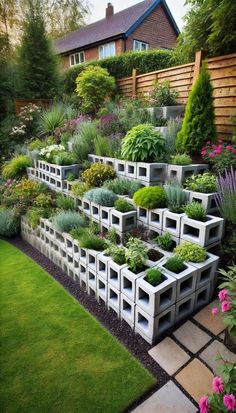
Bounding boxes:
[18,0,59,99]
[176,64,216,154]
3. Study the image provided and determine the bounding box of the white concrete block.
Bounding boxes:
[115,159,126,176]
[167,164,198,183]
[108,260,127,291]
[137,162,167,183]
[175,293,195,323]
[180,215,224,247]
[137,206,149,224]
[120,293,135,328]
[91,202,100,222]
[148,208,167,230]
[135,305,175,344]
[96,275,108,303]
[108,285,120,315]
[125,161,137,179]
[194,283,213,311]
[189,252,220,289]
[87,249,100,272]
[110,209,137,232]
[163,210,185,237]
[121,266,146,302]
[97,252,112,280]
[189,191,218,214]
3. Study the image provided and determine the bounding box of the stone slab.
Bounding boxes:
[173,321,211,353]
[176,359,214,403]
[200,340,236,373]
[148,337,190,375]
[193,299,225,335]
[132,380,197,413]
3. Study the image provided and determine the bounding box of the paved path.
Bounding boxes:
[132,300,236,413]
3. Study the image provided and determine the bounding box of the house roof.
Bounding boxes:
[54,0,179,55]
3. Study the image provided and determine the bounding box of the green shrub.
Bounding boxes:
[165,256,185,273]
[84,188,117,206]
[151,81,178,107]
[53,151,77,165]
[125,237,148,273]
[145,268,163,287]
[170,153,192,165]
[164,183,187,213]
[121,124,166,162]
[38,106,66,136]
[103,178,142,197]
[73,122,98,161]
[105,245,126,265]
[114,198,134,213]
[75,66,116,114]
[81,163,116,187]
[0,208,19,237]
[28,138,45,151]
[27,207,52,229]
[66,172,75,181]
[34,193,54,208]
[185,172,217,193]
[176,65,216,153]
[174,241,207,262]
[133,186,166,210]
[184,202,206,221]
[2,155,32,179]
[117,99,152,133]
[56,194,75,211]
[106,228,118,244]
[94,135,111,157]
[52,211,85,233]
[155,232,174,251]
[71,182,91,197]
[76,230,106,251]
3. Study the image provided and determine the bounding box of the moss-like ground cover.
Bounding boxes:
[0,240,155,413]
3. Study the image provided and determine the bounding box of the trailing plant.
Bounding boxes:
[114,198,134,213]
[155,232,174,251]
[121,124,166,162]
[125,237,148,274]
[174,241,207,262]
[215,167,236,224]
[201,141,236,174]
[81,163,116,187]
[165,256,185,273]
[184,201,207,221]
[164,183,187,213]
[73,121,97,161]
[176,65,216,154]
[185,172,217,193]
[170,153,192,165]
[84,188,117,206]
[150,81,178,107]
[38,106,66,136]
[133,186,166,210]
[0,208,19,237]
[53,151,77,165]
[52,211,86,233]
[103,178,142,197]
[71,182,91,197]
[2,155,32,179]
[56,194,75,211]
[145,268,163,287]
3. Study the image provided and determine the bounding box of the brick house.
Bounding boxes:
[54,0,179,70]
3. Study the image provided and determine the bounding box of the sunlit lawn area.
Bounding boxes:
[0,240,156,413]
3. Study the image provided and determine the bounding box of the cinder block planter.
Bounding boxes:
[96,275,108,304]
[167,164,198,183]
[155,105,185,120]
[194,283,213,311]
[110,209,137,232]
[175,293,195,323]
[79,263,88,290]
[121,266,146,302]
[120,293,135,328]
[79,247,88,265]
[158,258,197,301]
[87,268,97,291]
[88,154,94,163]
[115,159,126,177]
[137,206,149,225]
[148,225,162,241]
[148,208,167,230]
[64,233,74,254]
[189,252,219,290]
[163,210,185,237]
[125,161,137,179]
[195,164,209,174]
[137,162,167,183]
[74,196,83,210]
[189,191,218,214]
[82,198,91,216]
[97,252,112,280]
[104,157,115,167]
[73,239,80,259]
[87,249,100,272]
[135,305,175,344]
[108,285,120,315]
[136,270,176,317]
[180,215,224,247]
[100,206,113,226]
[91,202,100,222]
[108,260,127,291]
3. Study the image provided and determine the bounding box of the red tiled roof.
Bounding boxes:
[54,0,159,54]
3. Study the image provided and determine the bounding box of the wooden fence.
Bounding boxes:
[117,51,236,139]
[15,99,52,115]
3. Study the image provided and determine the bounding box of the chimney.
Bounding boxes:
[106,3,114,18]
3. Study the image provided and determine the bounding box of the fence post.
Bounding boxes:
[132,68,137,97]
[193,50,206,84]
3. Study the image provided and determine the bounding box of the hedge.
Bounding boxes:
[63,49,176,95]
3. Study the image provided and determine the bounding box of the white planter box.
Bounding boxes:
[137,163,167,183]
[97,252,112,280]
[120,293,135,328]
[136,270,176,317]
[194,283,213,311]
[108,260,127,291]
[188,252,219,290]
[137,206,149,224]
[96,275,108,304]
[73,239,80,259]
[167,164,198,183]
[189,191,218,214]
[175,293,195,323]
[180,215,224,247]
[79,247,88,265]
[125,161,137,179]
[82,198,91,216]
[87,268,97,292]
[163,210,185,237]
[155,105,185,119]
[79,263,88,290]
[121,266,147,302]
[91,202,100,222]
[110,209,137,232]
[104,157,115,167]
[87,249,100,272]
[148,208,167,230]
[100,206,113,226]
[115,159,126,177]
[135,305,175,344]
[108,285,120,315]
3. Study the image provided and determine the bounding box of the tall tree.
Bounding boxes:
[18,0,59,99]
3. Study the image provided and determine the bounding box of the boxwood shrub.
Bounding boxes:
[133,186,166,209]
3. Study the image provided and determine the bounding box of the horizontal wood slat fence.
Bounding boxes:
[117,51,236,138]
[15,99,52,115]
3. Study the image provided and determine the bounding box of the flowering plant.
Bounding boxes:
[54,115,89,137]
[215,167,236,224]
[201,141,236,174]
[10,103,41,138]
[39,144,65,162]
[199,361,236,413]
[97,114,122,137]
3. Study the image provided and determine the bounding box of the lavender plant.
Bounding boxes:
[215,167,236,223]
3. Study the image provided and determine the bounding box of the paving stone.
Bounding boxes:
[193,299,225,335]
[132,380,198,413]
[176,359,214,403]
[173,321,211,353]
[148,337,190,375]
[200,340,236,373]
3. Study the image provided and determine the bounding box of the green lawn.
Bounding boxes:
[0,240,155,413]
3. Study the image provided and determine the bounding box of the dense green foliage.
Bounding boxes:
[38,106,66,135]
[71,182,91,197]
[84,188,117,207]
[0,209,19,236]
[75,230,106,251]
[145,268,163,287]
[73,122,98,161]
[2,155,32,179]
[164,183,187,213]
[105,245,126,266]
[174,241,207,262]
[81,163,116,187]
[114,198,134,213]
[170,153,192,165]
[103,178,142,197]
[150,81,178,107]
[125,237,148,274]
[185,172,217,193]
[133,186,166,210]
[184,201,206,221]
[52,211,85,232]
[176,65,216,153]
[56,194,75,211]
[165,256,185,273]
[155,232,174,252]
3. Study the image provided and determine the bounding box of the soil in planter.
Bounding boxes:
[128,264,149,275]
[147,249,164,262]
[163,264,187,274]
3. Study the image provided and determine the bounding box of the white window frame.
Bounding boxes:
[133,40,149,52]
[99,42,116,59]
[70,51,85,66]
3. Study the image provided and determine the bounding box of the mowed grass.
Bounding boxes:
[0,240,156,413]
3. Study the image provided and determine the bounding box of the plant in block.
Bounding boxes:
[125,237,148,273]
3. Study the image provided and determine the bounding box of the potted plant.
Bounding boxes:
[185,172,218,213]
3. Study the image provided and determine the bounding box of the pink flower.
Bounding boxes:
[207,141,211,144]
[209,152,215,158]
[199,395,209,413]
[218,289,229,302]
[223,394,236,411]
[233,149,236,155]
[214,148,222,154]
[221,300,231,312]
[201,150,207,156]
[226,145,232,150]
[212,376,224,394]
[211,307,218,316]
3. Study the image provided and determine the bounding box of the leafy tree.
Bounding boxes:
[18,0,60,99]
[176,64,216,154]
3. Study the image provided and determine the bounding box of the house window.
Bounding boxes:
[99,42,116,59]
[70,51,85,66]
[133,40,149,51]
